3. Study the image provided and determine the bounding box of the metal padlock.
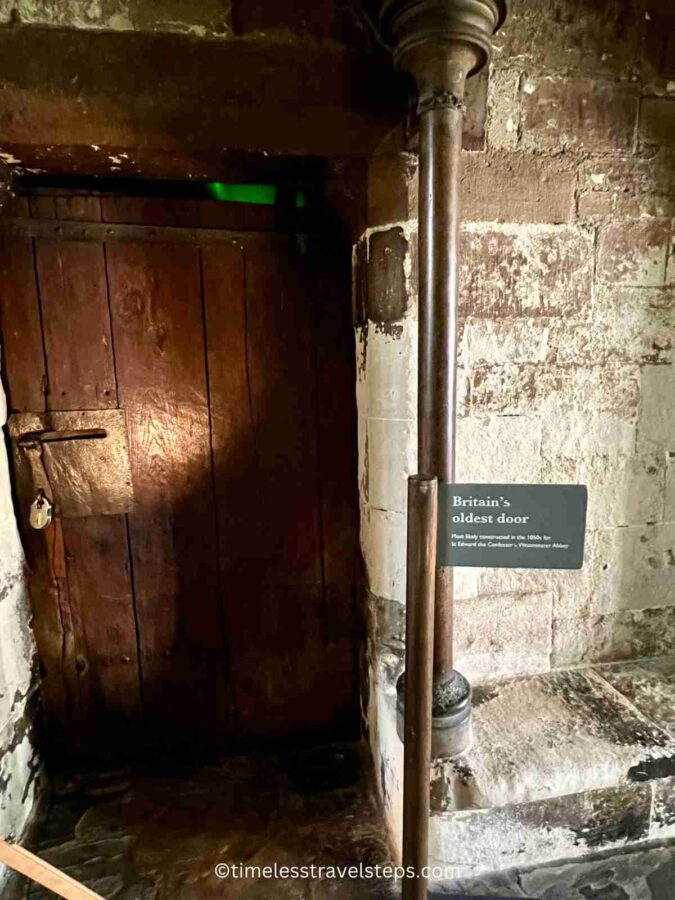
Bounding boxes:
[29,490,54,530]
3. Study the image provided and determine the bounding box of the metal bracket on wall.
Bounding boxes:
[9,409,134,519]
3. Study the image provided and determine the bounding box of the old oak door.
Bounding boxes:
[0,192,358,758]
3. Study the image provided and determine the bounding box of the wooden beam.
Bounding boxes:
[0,840,105,900]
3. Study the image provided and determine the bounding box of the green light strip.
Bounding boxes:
[207,183,277,205]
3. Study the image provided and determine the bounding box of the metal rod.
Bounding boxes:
[402,475,437,900]
[418,99,464,684]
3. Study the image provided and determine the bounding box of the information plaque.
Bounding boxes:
[438,483,587,570]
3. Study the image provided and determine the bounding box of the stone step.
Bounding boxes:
[428,657,675,876]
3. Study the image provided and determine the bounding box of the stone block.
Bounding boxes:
[367,154,415,229]
[456,414,542,484]
[355,321,416,421]
[578,152,675,220]
[459,224,594,319]
[13,0,232,37]
[539,365,639,458]
[552,607,675,667]
[365,417,415,514]
[357,413,367,502]
[584,285,675,367]
[591,523,675,613]
[462,152,575,224]
[366,228,409,324]
[360,506,406,605]
[454,592,553,684]
[520,75,638,153]
[577,453,665,529]
[491,0,642,77]
[431,669,671,814]
[519,838,675,899]
[542,294,675,367]
[595,657,675,740]
[666,454,675,522]
[640,97,675,150]
[429,783,652,876]
[485,68,520,151]
[597,221,670,286]
[638,364,675,453]
[459,318,549,369]
[652,776,675,839]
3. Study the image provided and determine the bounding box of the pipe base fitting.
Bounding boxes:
[396,670,472,759]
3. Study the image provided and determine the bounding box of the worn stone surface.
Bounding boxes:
[638,365,675,454]
[462,152,575,224]
[365,417,414,515]
[596,221,671,287]
[429,783,653,877]
[590,524,675,613]
[0,374,39,875]
[454,593,553,685]
[5,743,393,900]
[459,224,594,319]
[367,229,409,325]
[640,98,675,151]
[430,669,673,815]
[553,608,675,668]
[5,0,232,36]
[596,658,675,739]
[578,153,675,220]
[485,68,521,151]
[367,155,415,229]
[519,76,638,153]
[445,840,675,900]
[491,0,642,77]
[455,415,542,484]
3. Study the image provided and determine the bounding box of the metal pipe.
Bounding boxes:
[401,475,437,900]
[381,0,505,758]
[418,98,464,683]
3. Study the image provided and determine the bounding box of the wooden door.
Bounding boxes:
[0,191,358,759]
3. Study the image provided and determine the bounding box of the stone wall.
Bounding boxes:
[0,176,41,882]
[357,0,675,854]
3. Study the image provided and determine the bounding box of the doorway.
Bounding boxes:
[0,184,359,761]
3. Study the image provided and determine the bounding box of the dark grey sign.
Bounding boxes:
[438,483,587,570]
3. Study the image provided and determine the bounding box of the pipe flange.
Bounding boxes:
[380,0,505,77]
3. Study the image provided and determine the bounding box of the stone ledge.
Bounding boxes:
[432,663,675,814]
[428,657,675,874]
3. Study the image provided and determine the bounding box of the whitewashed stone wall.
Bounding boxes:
[0,184,40,883]
[357,0,675,855]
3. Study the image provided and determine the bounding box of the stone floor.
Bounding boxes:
[5,739,675,899]
[441,839,675,898]
[5,742,394,899]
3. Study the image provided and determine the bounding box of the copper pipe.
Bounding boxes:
[418,97,464,684]
[401,475,437,900]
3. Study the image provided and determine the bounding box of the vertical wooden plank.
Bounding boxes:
[0,237,47,412]
[30,212,142,757]
[60,516,142,740]
[106,241,224,745]
[35,241,117,411]
[312,239,360,729]
[0,231,74,744]
[203,241,342,738]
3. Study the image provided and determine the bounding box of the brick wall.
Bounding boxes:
[357,0,675,850]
